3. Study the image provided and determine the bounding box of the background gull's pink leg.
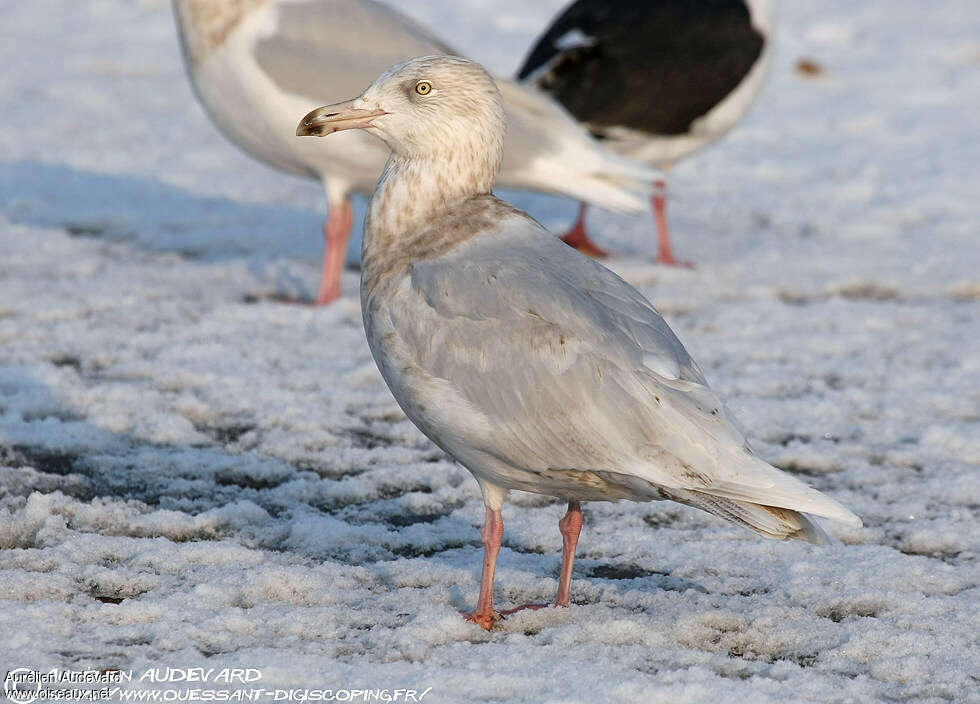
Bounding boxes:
[652,181,693,268]
[560,202,609,259]
[315,198,353,305]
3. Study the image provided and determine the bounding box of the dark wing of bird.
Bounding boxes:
[517,0,765,136]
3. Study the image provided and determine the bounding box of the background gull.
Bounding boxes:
[519,0,775,263]
[297,54,861,630]
[172,0,657,304]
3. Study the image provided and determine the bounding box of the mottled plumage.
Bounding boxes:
[365,206,855,538]
[297,55,860,629]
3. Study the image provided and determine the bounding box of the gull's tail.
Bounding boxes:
[496,79,659,214]
[660,448,861,544]
[671,489,835,544]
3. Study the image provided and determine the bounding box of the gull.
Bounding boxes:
[172,0,656,304]
[296,55,860,630]
[518,0,775,264]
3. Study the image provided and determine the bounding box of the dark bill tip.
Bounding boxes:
[296,104,386,137]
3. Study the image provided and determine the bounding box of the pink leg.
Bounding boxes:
[466,506,504,630]
[560,203,609,259]
[497,500,584,618]
[315,199,353,305]
[554,500,582,607]
[652,181,693,268]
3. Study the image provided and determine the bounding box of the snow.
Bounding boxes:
[1,1,978,702]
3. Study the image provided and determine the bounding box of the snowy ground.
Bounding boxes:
[2,1,979,702]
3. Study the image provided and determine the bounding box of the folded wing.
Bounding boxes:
[387,205,859,534]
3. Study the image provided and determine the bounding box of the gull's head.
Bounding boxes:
[297,55,504,172]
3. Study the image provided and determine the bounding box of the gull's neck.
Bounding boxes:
[362,148,496,283]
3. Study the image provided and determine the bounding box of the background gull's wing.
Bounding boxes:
[254,0,455,104]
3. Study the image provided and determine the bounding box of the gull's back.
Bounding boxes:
[363,194,859,541]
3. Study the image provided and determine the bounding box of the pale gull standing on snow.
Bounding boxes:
[518,0,775,264]
[296,55,861,630]
[172,0,656,304]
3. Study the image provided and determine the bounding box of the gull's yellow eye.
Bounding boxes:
[415,81,432,96]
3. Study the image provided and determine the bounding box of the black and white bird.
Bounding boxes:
[518,0,774,264]
[297,54,859,630]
